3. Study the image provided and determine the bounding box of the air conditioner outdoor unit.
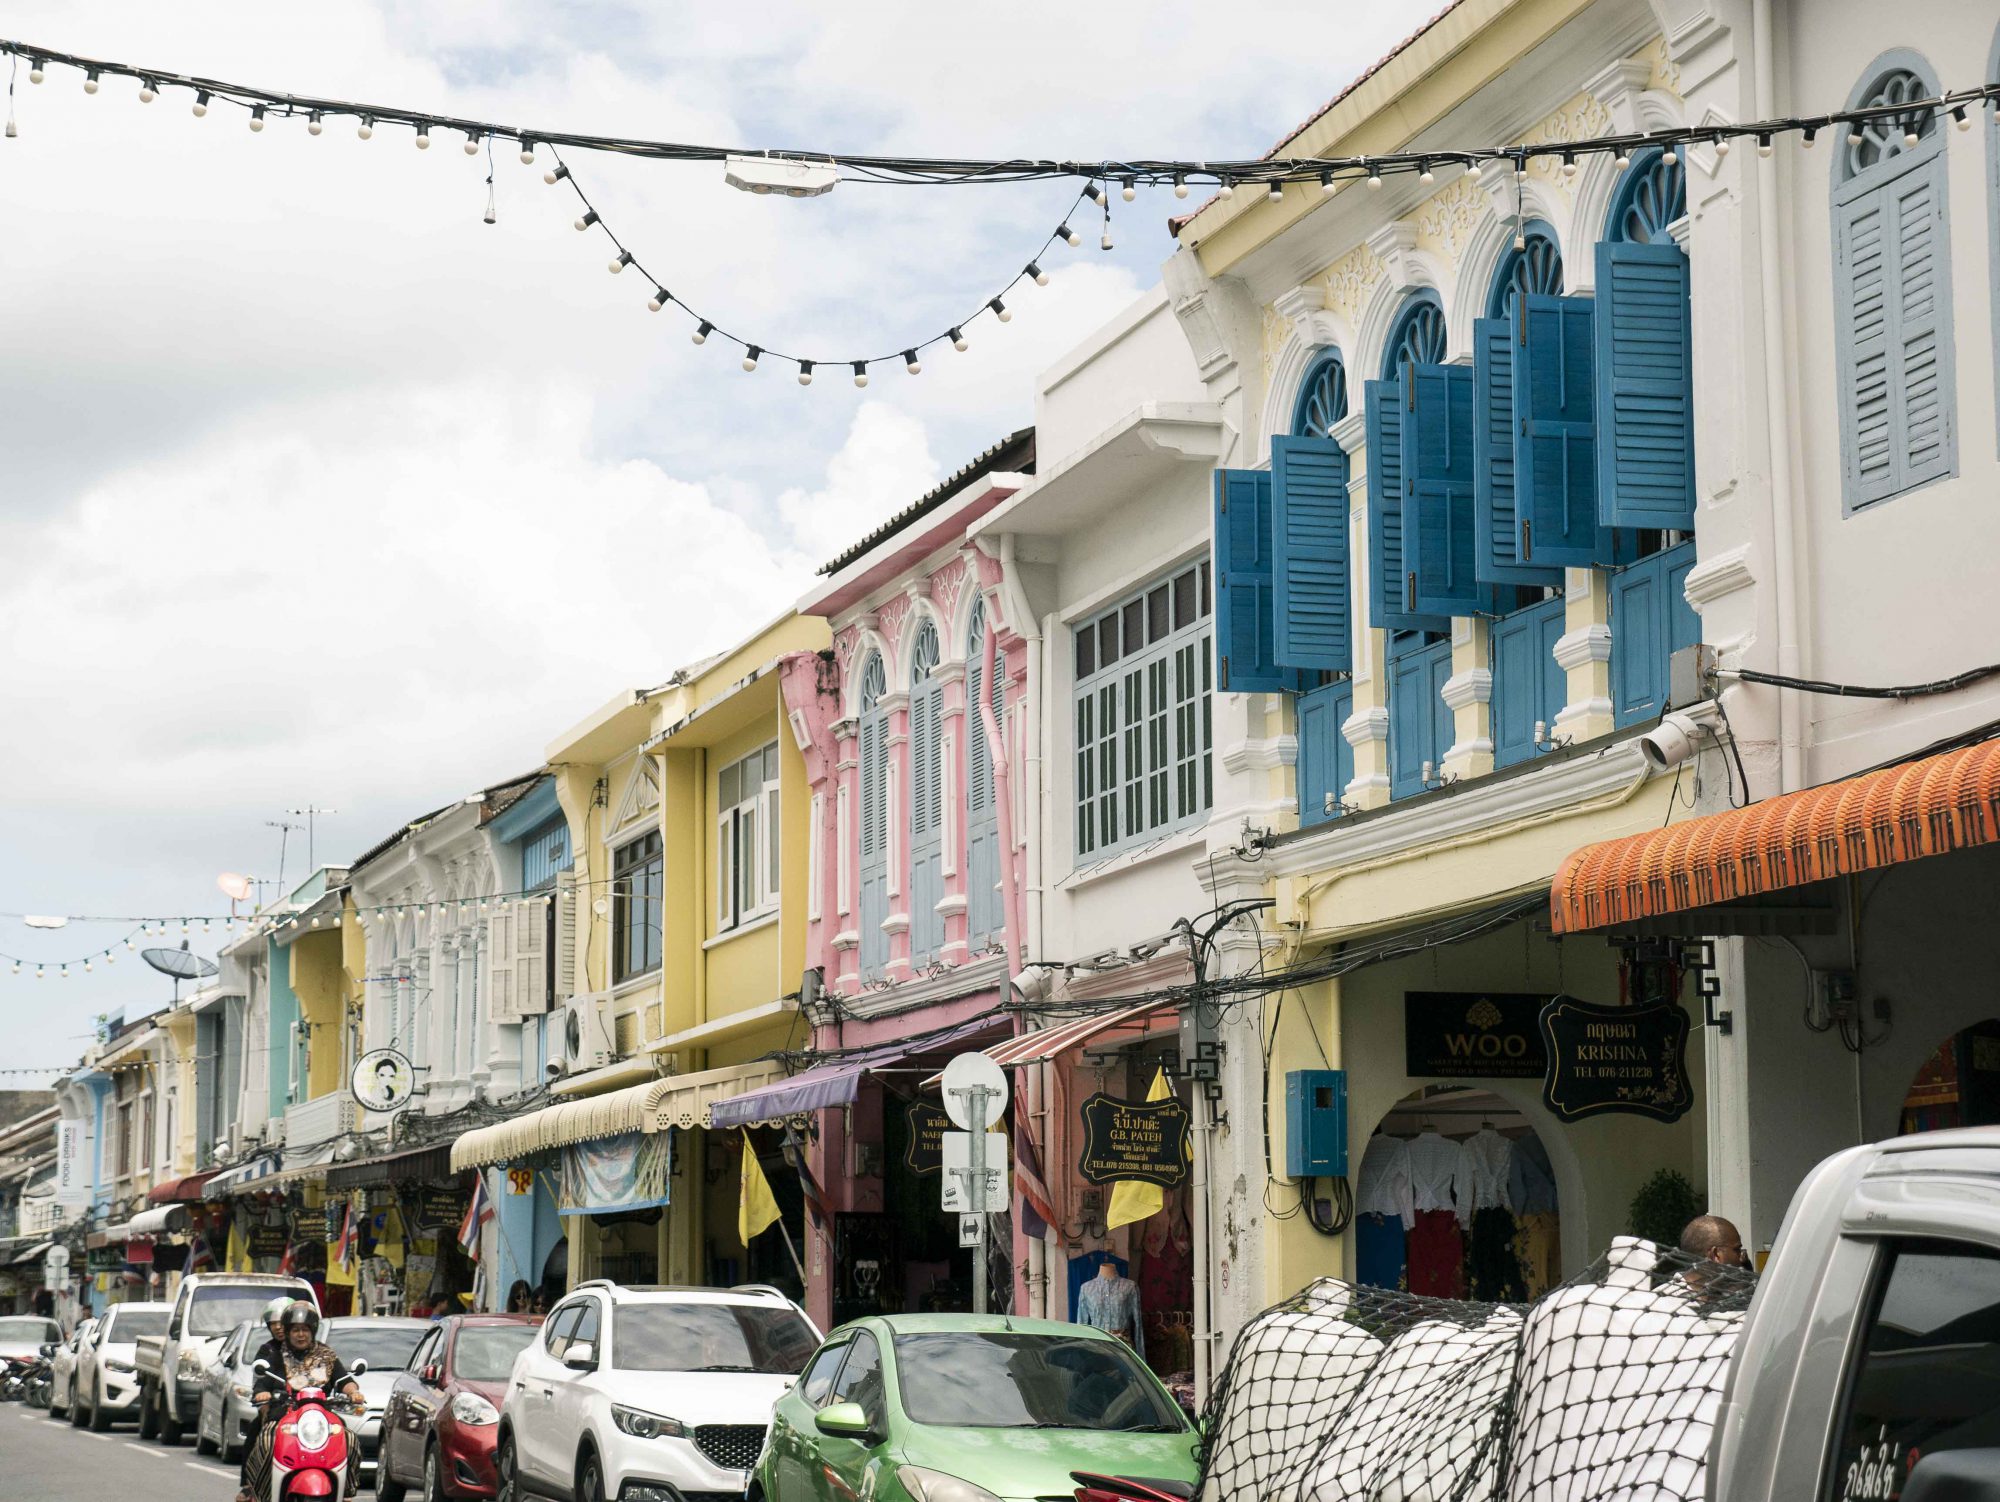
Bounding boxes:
[559,991,616,1074]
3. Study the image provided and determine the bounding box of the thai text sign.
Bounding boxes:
[905,1102,950,1177]
[1539,997,1692,1123]
[1077,1091,1191,1189]
[1404,992,1549,1079]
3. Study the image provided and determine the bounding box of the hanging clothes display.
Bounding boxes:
[1405,1128,1469,1224]
[1507,1133,1559,1216]
[1353,1132,1415,1292]
[1355,1213,1407,1291]
[1458,1128,1514,1216]
[1066,1249,1127,1321]
[1514,1213,1561,1298]
[1406,1210,1464,1298]
[1467,1206,1527,1301]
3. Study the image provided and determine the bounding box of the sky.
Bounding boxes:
[0,0,1435,1081]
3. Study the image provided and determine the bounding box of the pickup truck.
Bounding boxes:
[1711,1124,2000,1502]
[135,1271,315,1445]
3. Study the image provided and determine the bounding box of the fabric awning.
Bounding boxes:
[8,1240,54,1265]
[708,1014,1006,1130]
[88,1225,131,1249]
[919,1001,1176,1088]
[1551,740,2000,934]
[207,1155,282,1196]
[452,1077,662,1172]
[645,1060,790,1131]
[125,1205,185,1238]
[326,1143,457,1192]
[148,1170,222,1204]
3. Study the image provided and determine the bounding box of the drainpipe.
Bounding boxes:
[995,534,1045,962]
[1753,0,1804,794]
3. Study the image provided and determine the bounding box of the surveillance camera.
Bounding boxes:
[1011,964,1057,1006]
[1638,711,1702,772]
[543,1060,566,1082]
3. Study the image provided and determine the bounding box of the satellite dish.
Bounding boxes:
[217,872,254,902]
[142,946,219,981]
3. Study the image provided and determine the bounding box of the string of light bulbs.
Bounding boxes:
[4,37,1998,381]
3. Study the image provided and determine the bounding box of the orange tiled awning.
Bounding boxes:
[1551,740,2000,934]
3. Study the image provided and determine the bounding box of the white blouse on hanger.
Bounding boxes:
[1405,1128,1470,1226]
[1459,1128,1515,1217]
[1354,1132,1415,1224]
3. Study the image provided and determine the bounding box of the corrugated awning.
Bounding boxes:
[8,1240,54,1265]
[708,1014,1007,1130]
[326,1143,458,1192]
[921,1001,1178,1088]
[1552,741,2000,934]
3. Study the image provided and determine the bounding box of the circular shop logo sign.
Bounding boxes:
[352,1048,416,1112]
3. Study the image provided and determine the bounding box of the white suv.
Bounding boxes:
[496,1282,819,1502]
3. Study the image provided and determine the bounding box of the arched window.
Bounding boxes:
[964,598,1005,951]
[1833,56,1956,510]
[1604,147,1686,246]
[1486,221,1563,320]
[1381,291,1447,379]
[907,621,945,965]
[1292,348,1349,439]
[856,651,889,978]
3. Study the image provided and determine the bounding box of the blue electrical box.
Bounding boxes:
[1285,1069,1349,1178]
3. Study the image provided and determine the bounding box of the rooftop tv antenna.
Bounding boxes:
[265,817,301,897]
[141,940,218,1003]
[285,806,339,872]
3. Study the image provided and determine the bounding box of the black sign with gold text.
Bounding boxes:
[904,1102,950,1177]
[1077,1091,1192,1189]
[1404,992,1549,1080]
[415,1187,466,1232]
[1539,997,1692,1123]
[247,1222,289,1258]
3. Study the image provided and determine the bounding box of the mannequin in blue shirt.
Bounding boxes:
[1074,1258,1145,1359]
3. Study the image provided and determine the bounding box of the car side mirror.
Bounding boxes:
[40,1343,56,1358]
[814,1402,877,1442]
[168,1319,182,1339]
[422,1363,442,1386]
[561,1342,596,1371]
[349,1360,368,1379]
[1905,1452,2000,1502]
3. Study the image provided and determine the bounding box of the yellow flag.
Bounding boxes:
[738,1129,781,1244]
[1106,1069,1169,1231]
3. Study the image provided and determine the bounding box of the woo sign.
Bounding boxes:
[1404,992,1548,1080]
[1538,996,1693,1123]
[1076,1091,1192,1190]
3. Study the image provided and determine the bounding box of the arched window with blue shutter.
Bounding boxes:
[906,621,945,965]
[1272,349,1354,674]
[1833,53,1957,511]
[856,652,889,978]
[1365,292,1452,633]
[1475,222,1568,586]
[964,599,1004,950]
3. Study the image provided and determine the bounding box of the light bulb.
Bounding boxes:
[138,79,157,104]
[1514,159,1528,179]
[1084,183,1105,206]
[1614,151,1630,169]
[544,165,569,185]
[1562,150,1578,174]
[647,286,670,312]
[28,59,44,84]
[1756,134,1772,157]
[592,897,610,916]
[852,362,869,388]
[1801,127,1816,149]
[949,327,968,352]
[1902,127,1920,149]
[741,346,760,372]
[692,321,711,345]
[84,960,93,972]
[1100,228,1114,250]
[797,362,814,386]
[1366,167,1382,190]
[1121,177,1136,201]
[308,110,325,135]
[415,124,431,149]
[358,116,375,140]
[608,251,632,274]
[1418,159,1434,184]
[463,132,481,155]
[4,121,13,140]
[1172,173,1187,198]
[1319,170,1334,194]
[1267,181,1284,202]
[574,211,598,231]
[1027,260,1048,285]
[249,105,265,132]
[1058,222,1080,246]
[1952,106,1970,132]
[990,297,1011,323]
[7,964,16,976]
[83,69,100,95]
[1847,126,1864,146]
[904,350,921,375]
[519,139,536,165]
[1514,231,1528,252]
[1217,178,1234,199]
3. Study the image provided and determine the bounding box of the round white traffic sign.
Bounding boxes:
[939,1051,1009,1129]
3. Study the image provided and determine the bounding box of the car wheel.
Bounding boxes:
[577,1451,605,1502]
[222,1419,246,1466]
[423,1443,446,1502]
[494,1434,518,1502]
[70,1383,86,1427]
[159,1386,185,1445]
[377,1431,408,1502]
[94,1380,117,1434]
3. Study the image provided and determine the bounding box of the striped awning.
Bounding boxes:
[206,1155,282,1196]
[1551,740,2000,933]
[921,1001,1177,1088]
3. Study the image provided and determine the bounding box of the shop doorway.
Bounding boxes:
[1899,1020,2000,1134]
[1355,1086,1562,1301]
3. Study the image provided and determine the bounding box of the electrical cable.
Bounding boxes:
[1722,662,2000,701]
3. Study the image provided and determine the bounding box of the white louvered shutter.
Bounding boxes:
[486,906,517,1023]
[515,899,550,1015]
[553,871,579,1003]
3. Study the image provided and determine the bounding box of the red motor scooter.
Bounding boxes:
[251,1357,370,1501]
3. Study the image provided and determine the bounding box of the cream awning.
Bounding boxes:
[451,1059,793,1170]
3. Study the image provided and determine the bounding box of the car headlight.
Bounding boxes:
[179,1351,207,1377]
[897,1468,1006,1502]
[448,1393,500,1426]
[609,1404,686,1440]
[292,1409,332,1453]
[104,1359,135,1374]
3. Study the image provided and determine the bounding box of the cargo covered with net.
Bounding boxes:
[1197,1236,1755,1502]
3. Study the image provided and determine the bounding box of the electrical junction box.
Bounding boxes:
[1285,1069,1348,1179]
[1668,643,1719,711]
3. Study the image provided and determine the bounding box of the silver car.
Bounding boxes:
[194,1320,264,1463]
[48,1318,96,1420]
[322,1316,433,1485]
[76,1301,172,1431]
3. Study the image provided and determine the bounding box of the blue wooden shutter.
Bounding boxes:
[1594,240,1695,530]
[1271,435,1352,672]
[1400,363,1483,616]
[1609,540,1698,727]
[1387,640,1432,800]
[1296,680,1354,828]
[1490,595,1568,771]
[1515,294,1604,565]
[1214,468,1296,692]
[1473,318,1560,586]
[1365,379,1449,632]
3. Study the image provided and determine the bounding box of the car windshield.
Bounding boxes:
[891,1333,1185,1432]
[613,1303,817,1374]
[328,1326,428,1371]
[0,1317,60,1344]
[190,1287,306,1337]
[453,1325,539,1383]
[104,1310,170,1341]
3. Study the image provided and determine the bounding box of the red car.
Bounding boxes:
[377,1314,542,1502]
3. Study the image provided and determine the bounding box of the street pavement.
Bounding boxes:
[4,1398,238,1501]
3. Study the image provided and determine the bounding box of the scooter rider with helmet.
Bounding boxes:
[237,1302,363,1502]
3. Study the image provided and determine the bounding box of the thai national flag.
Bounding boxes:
[335,1202,357,1271]
[1014,1120,1058,1241]
[781,1127,834,1233]
[458,1172,495,1259]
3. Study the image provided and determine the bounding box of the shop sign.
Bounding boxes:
[86,1244,124,1274]
[56,1122,89,1207]
[1538,996,1693,1124]
[247,1222,289,1258]
[352,1048,417,1113]
[415,1188,466,1232]
[904,1102,950,1177]
[1404,992,1549,1080]
[505,1166,535,1197]
[1076,1091,1192,1190]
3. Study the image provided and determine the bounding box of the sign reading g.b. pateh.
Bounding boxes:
[1539,996,1692,1123]
[1404,992,1549,1080]
[1077,1091,1192,1189]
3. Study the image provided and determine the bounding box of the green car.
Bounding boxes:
[751,1314,1200,1502]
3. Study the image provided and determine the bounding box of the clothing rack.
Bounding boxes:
[1378,1107,1522,1119]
